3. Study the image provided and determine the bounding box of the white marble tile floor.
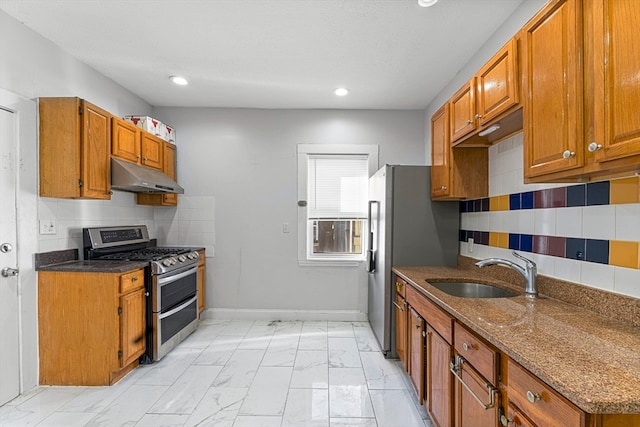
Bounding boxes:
[0,320,434,427]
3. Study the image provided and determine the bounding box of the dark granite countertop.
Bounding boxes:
[393,266,640,414]
[37,260,149,273]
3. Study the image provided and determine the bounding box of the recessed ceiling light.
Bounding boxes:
[169,75,188,86]
[334,87,349,97]
[418,0,438,7]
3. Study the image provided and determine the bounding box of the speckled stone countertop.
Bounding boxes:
[37,260,149,273]
[392,266,640,414]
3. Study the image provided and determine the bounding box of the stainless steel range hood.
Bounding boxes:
[111,158,184,194]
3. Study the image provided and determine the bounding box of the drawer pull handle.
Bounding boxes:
[463,342,470,351]
[450,355,498,410]
[396,283,403,292]
[526,390,541,403]
[131,277,138,282]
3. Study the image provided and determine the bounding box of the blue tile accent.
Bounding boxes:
[473,199,482,212]
[521,192,534,210]
[481,198,490,212]
[459,201,467,213]
[566,238,586,261]
[509,233,520,250]
[509,194,521,210]
[459,230,467,242]
[520,234,533,252]
[473,231,482,244]
[586,181,610,206]
[566,184,586,207]
[586,239,609,264]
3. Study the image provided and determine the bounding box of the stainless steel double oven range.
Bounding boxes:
[84,225,199,363]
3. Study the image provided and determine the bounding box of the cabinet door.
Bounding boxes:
[453,358,498,427]
[431,104,451,199]
[591,0,640,163]
[476,38,519,126]
[120,288,146,368]
[522,0,583,178]
[112,117,141,164]
[81,101,111,199]
[449,78,477,144]
[395,294,408,371]
[162,142,178,205]
[140,132,164,170]
[427,326,452,427]
[409,307,425,403]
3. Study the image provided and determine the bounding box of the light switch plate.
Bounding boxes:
[39,219,57,235]
[282,222,290,233]
[467,237,474,253]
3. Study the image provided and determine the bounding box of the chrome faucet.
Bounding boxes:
[475,251,538,298]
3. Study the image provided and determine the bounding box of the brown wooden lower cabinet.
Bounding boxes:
[395,293,408,370]
[38,268,146,386]
[408,307,425,403]
[427,325,453,427]
[393,276,640,427]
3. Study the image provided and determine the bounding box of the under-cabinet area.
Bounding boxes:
[392,269,640,427]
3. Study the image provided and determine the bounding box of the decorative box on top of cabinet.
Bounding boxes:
[39,97,112,199]
[38,268,146,386]
[522,0,640,182]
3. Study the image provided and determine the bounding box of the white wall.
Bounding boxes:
[153,107,426,319]
[0,10,158,394]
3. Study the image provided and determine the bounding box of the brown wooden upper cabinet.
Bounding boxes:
[39,97,112,199]
[431,104,488,200]
[137,141,178,206]
[523,0,640,182]
[449,37,520,146]
[112,117,163,171]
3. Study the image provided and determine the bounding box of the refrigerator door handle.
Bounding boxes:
[366,200,378,273]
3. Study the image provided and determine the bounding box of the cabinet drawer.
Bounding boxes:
[406,285,453,344]
[120,269,144,294]
[395,277,407,298]
[454,322,498,385]
[507,359,584,427]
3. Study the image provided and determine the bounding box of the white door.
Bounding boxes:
[0,107,20,406]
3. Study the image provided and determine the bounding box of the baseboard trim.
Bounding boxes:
[202,308,368,322]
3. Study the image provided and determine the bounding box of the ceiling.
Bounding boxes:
[0,0,524,109]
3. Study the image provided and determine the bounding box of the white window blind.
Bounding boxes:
[307,155,368,220]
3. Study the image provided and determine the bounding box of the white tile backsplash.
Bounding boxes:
[582,205,616,240]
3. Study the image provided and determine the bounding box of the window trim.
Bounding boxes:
[297,144,379,266]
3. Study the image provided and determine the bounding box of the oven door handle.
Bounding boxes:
[158,265,199,286]
[159,295,198,320]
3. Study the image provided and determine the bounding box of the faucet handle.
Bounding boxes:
[512,251,536,268]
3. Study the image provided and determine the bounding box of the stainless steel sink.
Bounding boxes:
[427,281,518,298]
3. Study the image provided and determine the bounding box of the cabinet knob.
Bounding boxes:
[132,277,138,282]
[475,114,482,119]
[462,342,470,351]
[466,119,473,125]
[526,390,541,403]
[562,150,575,159]
[136,155,141,159]
[588,142,603,152]
[441,186,447,191]
[500,415,513,426]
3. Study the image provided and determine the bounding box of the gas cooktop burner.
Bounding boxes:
[96,247,190,262]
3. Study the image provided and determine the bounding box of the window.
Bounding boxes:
[297,144,378,264]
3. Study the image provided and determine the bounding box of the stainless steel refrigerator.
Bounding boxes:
[366,165,459,357]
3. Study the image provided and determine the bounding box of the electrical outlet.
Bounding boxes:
[282,222,290,233]
[39,219,57,235]
[467,237,474,253]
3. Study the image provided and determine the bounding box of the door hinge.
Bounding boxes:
[78,105,83,115]
[78,179,83,188]
[117,306,122,315]
[117,350,122,359]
